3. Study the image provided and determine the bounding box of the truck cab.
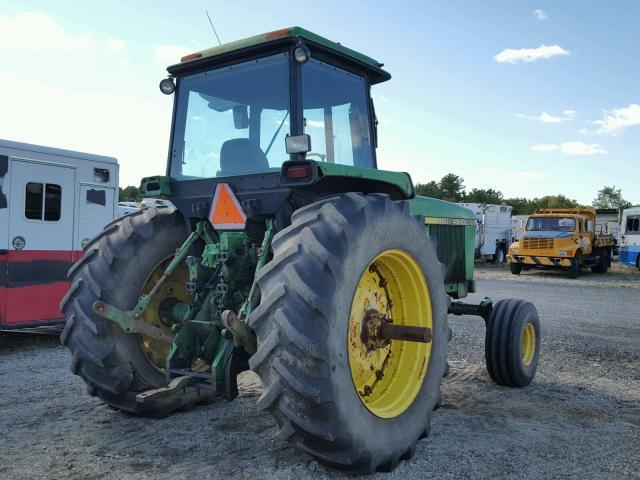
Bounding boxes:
[508,208,614,278]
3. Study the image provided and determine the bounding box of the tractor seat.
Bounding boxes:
[219,138,270,176]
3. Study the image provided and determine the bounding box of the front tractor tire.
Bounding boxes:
[60,206,199,415]
[249,193,449,474]
[485,299,540,387]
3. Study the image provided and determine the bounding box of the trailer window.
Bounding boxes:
[44,184,62,221]
[24,182,62,221]
[25,182,43,219]
[627,216,640,234]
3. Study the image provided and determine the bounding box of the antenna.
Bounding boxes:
[205,10,222,46]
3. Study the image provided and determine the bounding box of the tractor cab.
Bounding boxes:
[165,27,389,179]
[148,27,398,222]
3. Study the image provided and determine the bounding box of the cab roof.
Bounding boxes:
[167,26,391,84]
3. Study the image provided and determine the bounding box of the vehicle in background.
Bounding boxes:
[117,202,139,218]
[595,208,621,255]
[140,197,173,209]
[511,214,529,242]
[0,139,118,331]
[620,207,640,269]
[508,208,615,278]
[458,203,512,263]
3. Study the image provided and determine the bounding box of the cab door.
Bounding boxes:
[5,159,76,326]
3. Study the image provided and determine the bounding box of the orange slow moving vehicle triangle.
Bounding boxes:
[209,183,247,230]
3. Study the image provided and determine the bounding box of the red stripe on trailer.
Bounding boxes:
[0,249,84,327]
[1,282,70,325]
[5,250,82,262]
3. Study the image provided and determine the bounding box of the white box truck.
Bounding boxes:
[458,203,512,263]
[620,207,640,269]
[0,139,119,331]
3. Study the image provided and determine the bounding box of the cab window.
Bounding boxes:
[301,59,373,168]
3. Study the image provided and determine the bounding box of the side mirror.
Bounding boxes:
[232,105,249,129]
[285,134,311,154]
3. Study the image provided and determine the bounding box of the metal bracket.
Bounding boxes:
[448,297,493,323]
[92,300,174,344]
[136,375,196,403]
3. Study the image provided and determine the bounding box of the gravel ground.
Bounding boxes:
[1,265,638,480]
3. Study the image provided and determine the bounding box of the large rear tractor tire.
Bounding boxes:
[249,193,449,474]
[60,206,202,415]
[485,299,540,387]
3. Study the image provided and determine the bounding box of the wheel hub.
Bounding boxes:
[348,249,433,419]
[138,256,191,370]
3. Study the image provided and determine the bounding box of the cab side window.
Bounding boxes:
[25,182,62,221]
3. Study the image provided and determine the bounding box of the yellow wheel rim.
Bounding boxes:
[521,323,536,366]
[138,256,190,370]
[348,249,432,419]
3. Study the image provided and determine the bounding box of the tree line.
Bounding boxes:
[415,174,634,215]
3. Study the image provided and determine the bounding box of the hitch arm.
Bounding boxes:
[91,221,207,337]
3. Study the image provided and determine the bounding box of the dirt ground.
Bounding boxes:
[1,264,639,480]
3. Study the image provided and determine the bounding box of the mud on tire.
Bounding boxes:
[60,206,195,415]
[249,193,449,474]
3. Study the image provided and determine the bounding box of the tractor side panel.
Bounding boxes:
[409,196,476,298]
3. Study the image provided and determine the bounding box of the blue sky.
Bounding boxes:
[1,1,638,204]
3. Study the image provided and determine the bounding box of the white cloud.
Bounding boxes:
[0,11,96,54]
[377,95,389,103]
[533,9,547,20]
[495,44,569,64]
[106,38,126,53]
[153,43,194,64]
[306,120,324,128]
[531,142,607,155]
[593,103,640,135]
[517,110,576,124]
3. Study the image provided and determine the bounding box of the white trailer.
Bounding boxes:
[595,208,621,255]
[458,203,512,263]
[620,206,640,269]
[0,139,118,330]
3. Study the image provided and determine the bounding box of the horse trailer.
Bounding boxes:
[0,139,119,331]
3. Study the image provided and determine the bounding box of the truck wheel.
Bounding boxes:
[568,257,581,279]
[60,206,203,415]
[485,299,540,387]
[509,262,522,275]
[591,248,610,274]
[250,193,449,474]
[492,245,506,263]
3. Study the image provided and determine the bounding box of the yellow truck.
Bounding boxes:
[507,208,615,278]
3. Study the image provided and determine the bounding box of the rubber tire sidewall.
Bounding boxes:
[323,204,448,460]
[101,212,188,390]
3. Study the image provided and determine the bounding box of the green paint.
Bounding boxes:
[171,27,390,84]
[409,195,476,220]
[317,162,414,198]
[212,338,234,392]
[140,175,172,197]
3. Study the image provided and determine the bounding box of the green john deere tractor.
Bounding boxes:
[61,27,541,473]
